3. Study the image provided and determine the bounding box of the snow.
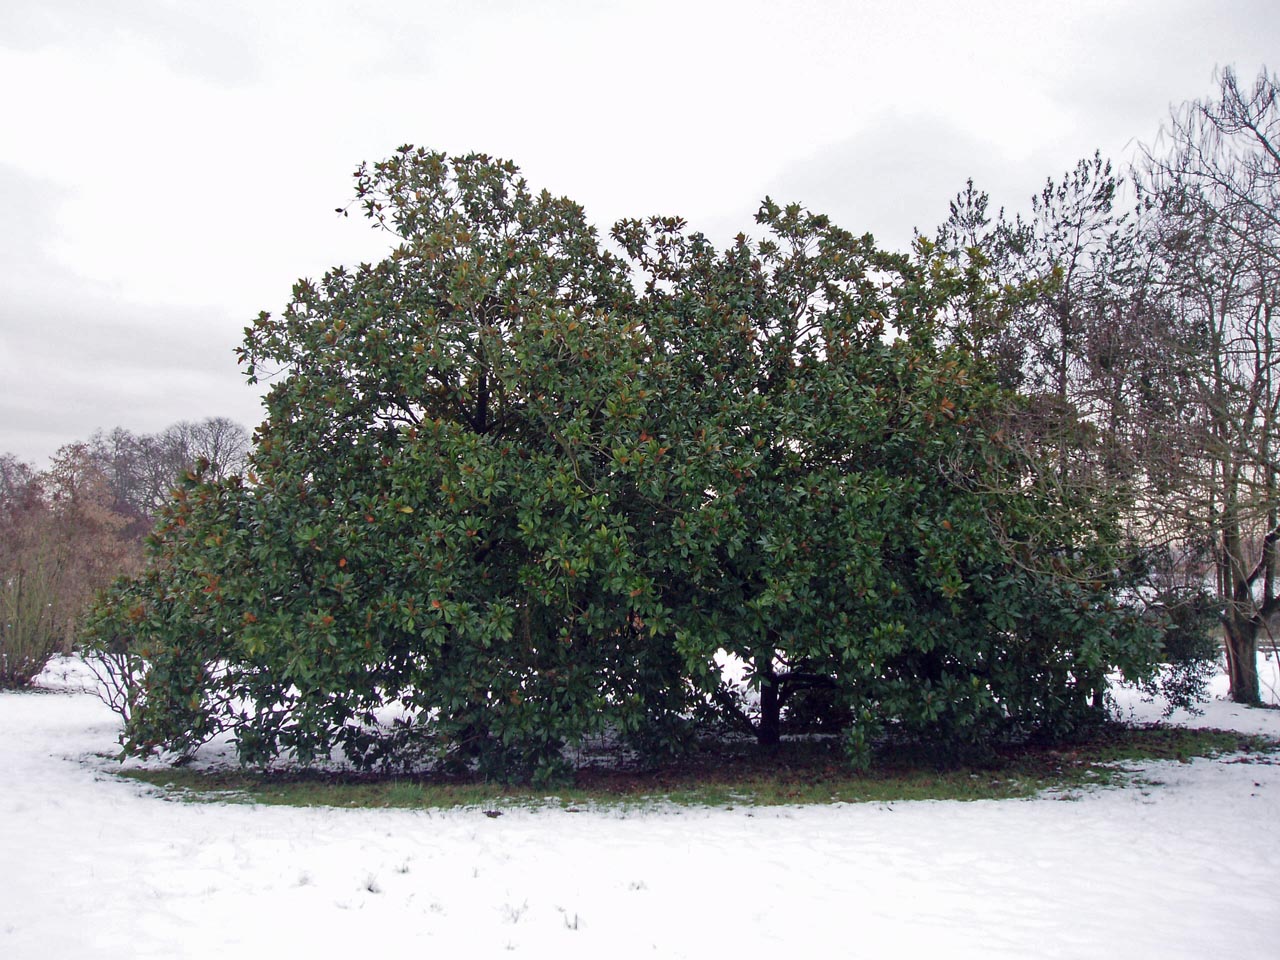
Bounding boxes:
[3,658,1279,959]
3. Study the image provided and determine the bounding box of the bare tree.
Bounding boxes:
[931,153,1235,713]
[0,447,141,685]
[86,417,251,523]
[1140,67,1280,704]
[933,156,1166,527]
[1151,67,1280,262]
[165,416,251,480]
[0,454,38,510]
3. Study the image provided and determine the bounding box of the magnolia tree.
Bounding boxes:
[616,203,1158,757]
[87,148,1163,780]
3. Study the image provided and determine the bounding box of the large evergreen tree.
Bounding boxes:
[87,149,1163,779]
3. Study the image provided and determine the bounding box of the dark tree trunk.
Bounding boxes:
[757,668,781,746]
[1224,617,1261,705]
[1090,677,1108,715]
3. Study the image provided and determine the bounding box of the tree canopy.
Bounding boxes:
[87,147,1167,780]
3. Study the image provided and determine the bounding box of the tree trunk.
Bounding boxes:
[1089,677,1108,716]
[757,667,781,746]
[1223,617,1261,705]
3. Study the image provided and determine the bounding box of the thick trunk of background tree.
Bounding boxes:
[1218,508,1278,705]
[1223,616,1261,705]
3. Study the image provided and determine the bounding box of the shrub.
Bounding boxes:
[1,541,63,687]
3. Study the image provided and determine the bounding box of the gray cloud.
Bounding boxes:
[3,0,1277,470]
[0,165,263,465]
[736,115,1065,253]
[0,294,265,466]
[0,0,265,84]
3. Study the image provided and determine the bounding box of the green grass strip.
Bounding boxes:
[114,726,1276,812]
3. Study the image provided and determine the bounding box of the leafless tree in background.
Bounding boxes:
[933,156,1163,541]
[0,447,140,685]
[1,417,250,685]
[931,78,1280,706]
[1140,67,1280,704]
[87,416,251,524]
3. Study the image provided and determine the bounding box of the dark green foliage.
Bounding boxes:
[615,204,1159,762]
[85,149,1166,780]
[1133,575,1221,715]
[89,150,696,779]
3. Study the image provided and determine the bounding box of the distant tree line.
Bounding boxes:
[0,418,249,686]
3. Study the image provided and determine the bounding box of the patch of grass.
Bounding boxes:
[114,724,1276,812]
[1058,725,1269,764]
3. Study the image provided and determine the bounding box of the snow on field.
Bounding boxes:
[3,659,1279,959]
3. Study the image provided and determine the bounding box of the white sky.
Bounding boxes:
[1,0,1275,467]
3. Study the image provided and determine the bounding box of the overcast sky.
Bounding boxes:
[1,0,1275,467]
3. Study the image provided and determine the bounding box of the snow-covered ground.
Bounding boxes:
[3,658,1279,959]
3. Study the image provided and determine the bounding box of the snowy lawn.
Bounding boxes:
[3,658,1279,959]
